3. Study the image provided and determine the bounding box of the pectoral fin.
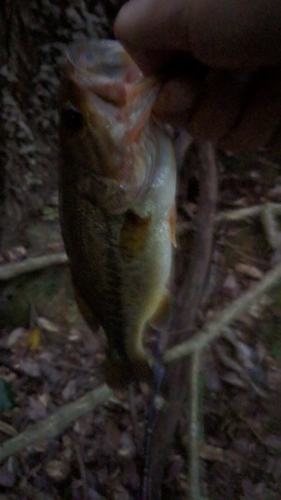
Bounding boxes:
[119,210,152,261]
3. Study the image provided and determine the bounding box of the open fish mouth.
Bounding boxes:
[62,39,163,212]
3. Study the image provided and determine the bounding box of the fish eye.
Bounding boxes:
[61,103,84,132]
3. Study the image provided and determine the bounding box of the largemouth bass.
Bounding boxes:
[59,40,177,386]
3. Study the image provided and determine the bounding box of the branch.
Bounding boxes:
[0,252,68,280]
[189,349,202,500]
[0,384,112,462]
[215,202,281,224]
[165,259,281,364]
[149,142,218,499]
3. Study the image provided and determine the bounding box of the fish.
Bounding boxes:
[59,39,177,386]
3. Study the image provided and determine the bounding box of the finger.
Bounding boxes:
[153,75,198,123]
[115,0,281,70]
[115,0,185,48]
[186,0,281,68]
[220,67,281,151]
[114,0,188,72]
[183,70,251,143]
[152,55,208,121]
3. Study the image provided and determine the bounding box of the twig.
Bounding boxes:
[215,202,281,224]
[222,241,267,266]
[189,349,202,500]
[165,259,281,364]
[215,205,262,223]
[149,142,218,499]
[260,203,281,249]
[50,360,92,373]
[0,383,111,462]
[0,252,68,280]
[74,435,88,500]
[0,420,18,437]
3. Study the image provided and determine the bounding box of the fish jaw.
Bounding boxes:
[59,39,162,214]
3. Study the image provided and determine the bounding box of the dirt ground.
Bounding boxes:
[1,2,281,499]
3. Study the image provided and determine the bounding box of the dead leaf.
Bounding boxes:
[26,396,47,420]
[28,326,42,350]
[118,432,135,459]
[19,358,41,377]
[235,263,263,279]
[37,317,59,333]
[5,246,26,262]
[6,327,26,347]
[223,273,240,298]
[62,379,77,401]
[45,460,69,481]
[221,372,246,387]
[0,464,15,487]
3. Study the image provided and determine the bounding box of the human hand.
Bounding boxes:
[115,0,281,151]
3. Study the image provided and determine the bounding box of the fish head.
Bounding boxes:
[59,39,160,213]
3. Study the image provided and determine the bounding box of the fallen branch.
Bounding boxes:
[165,259,281,364]
[189,349,202,500]
[0,383,111,462]
[215,202,281,223]
[0,252,68,281]
[149,141,218,499]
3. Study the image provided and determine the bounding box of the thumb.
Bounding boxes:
[115,0,281,70]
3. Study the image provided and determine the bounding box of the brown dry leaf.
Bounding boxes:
[62,379,77,401]
[118,431,136,459]
[19,358,41,377]
[235,263,263,279]
[6,327,26,347]
[200,443,242,465]
[221,371,246,387]
[4,246,27,262]
[235,341,254,370]
[0,464,15,487]
[223,273,240,298]
[111,483,130,500]
[37,316,59,333]
[88,488,106,500]
[26,396,47,421]
[45,460,69,481]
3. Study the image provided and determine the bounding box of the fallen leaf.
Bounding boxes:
[223,273,240,298]
[6,327,26,347]
[0,464,15,487]
[45,460,69,481]
[19,358,41,377]
[28,326,42,350]
[26,396,47,420]
[118,432,135,459]
[37,317,59,333]
[221,372,246,387]
[235,263,263,279]
[62,379,77,400]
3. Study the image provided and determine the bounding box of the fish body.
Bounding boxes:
[59,40,176,386]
